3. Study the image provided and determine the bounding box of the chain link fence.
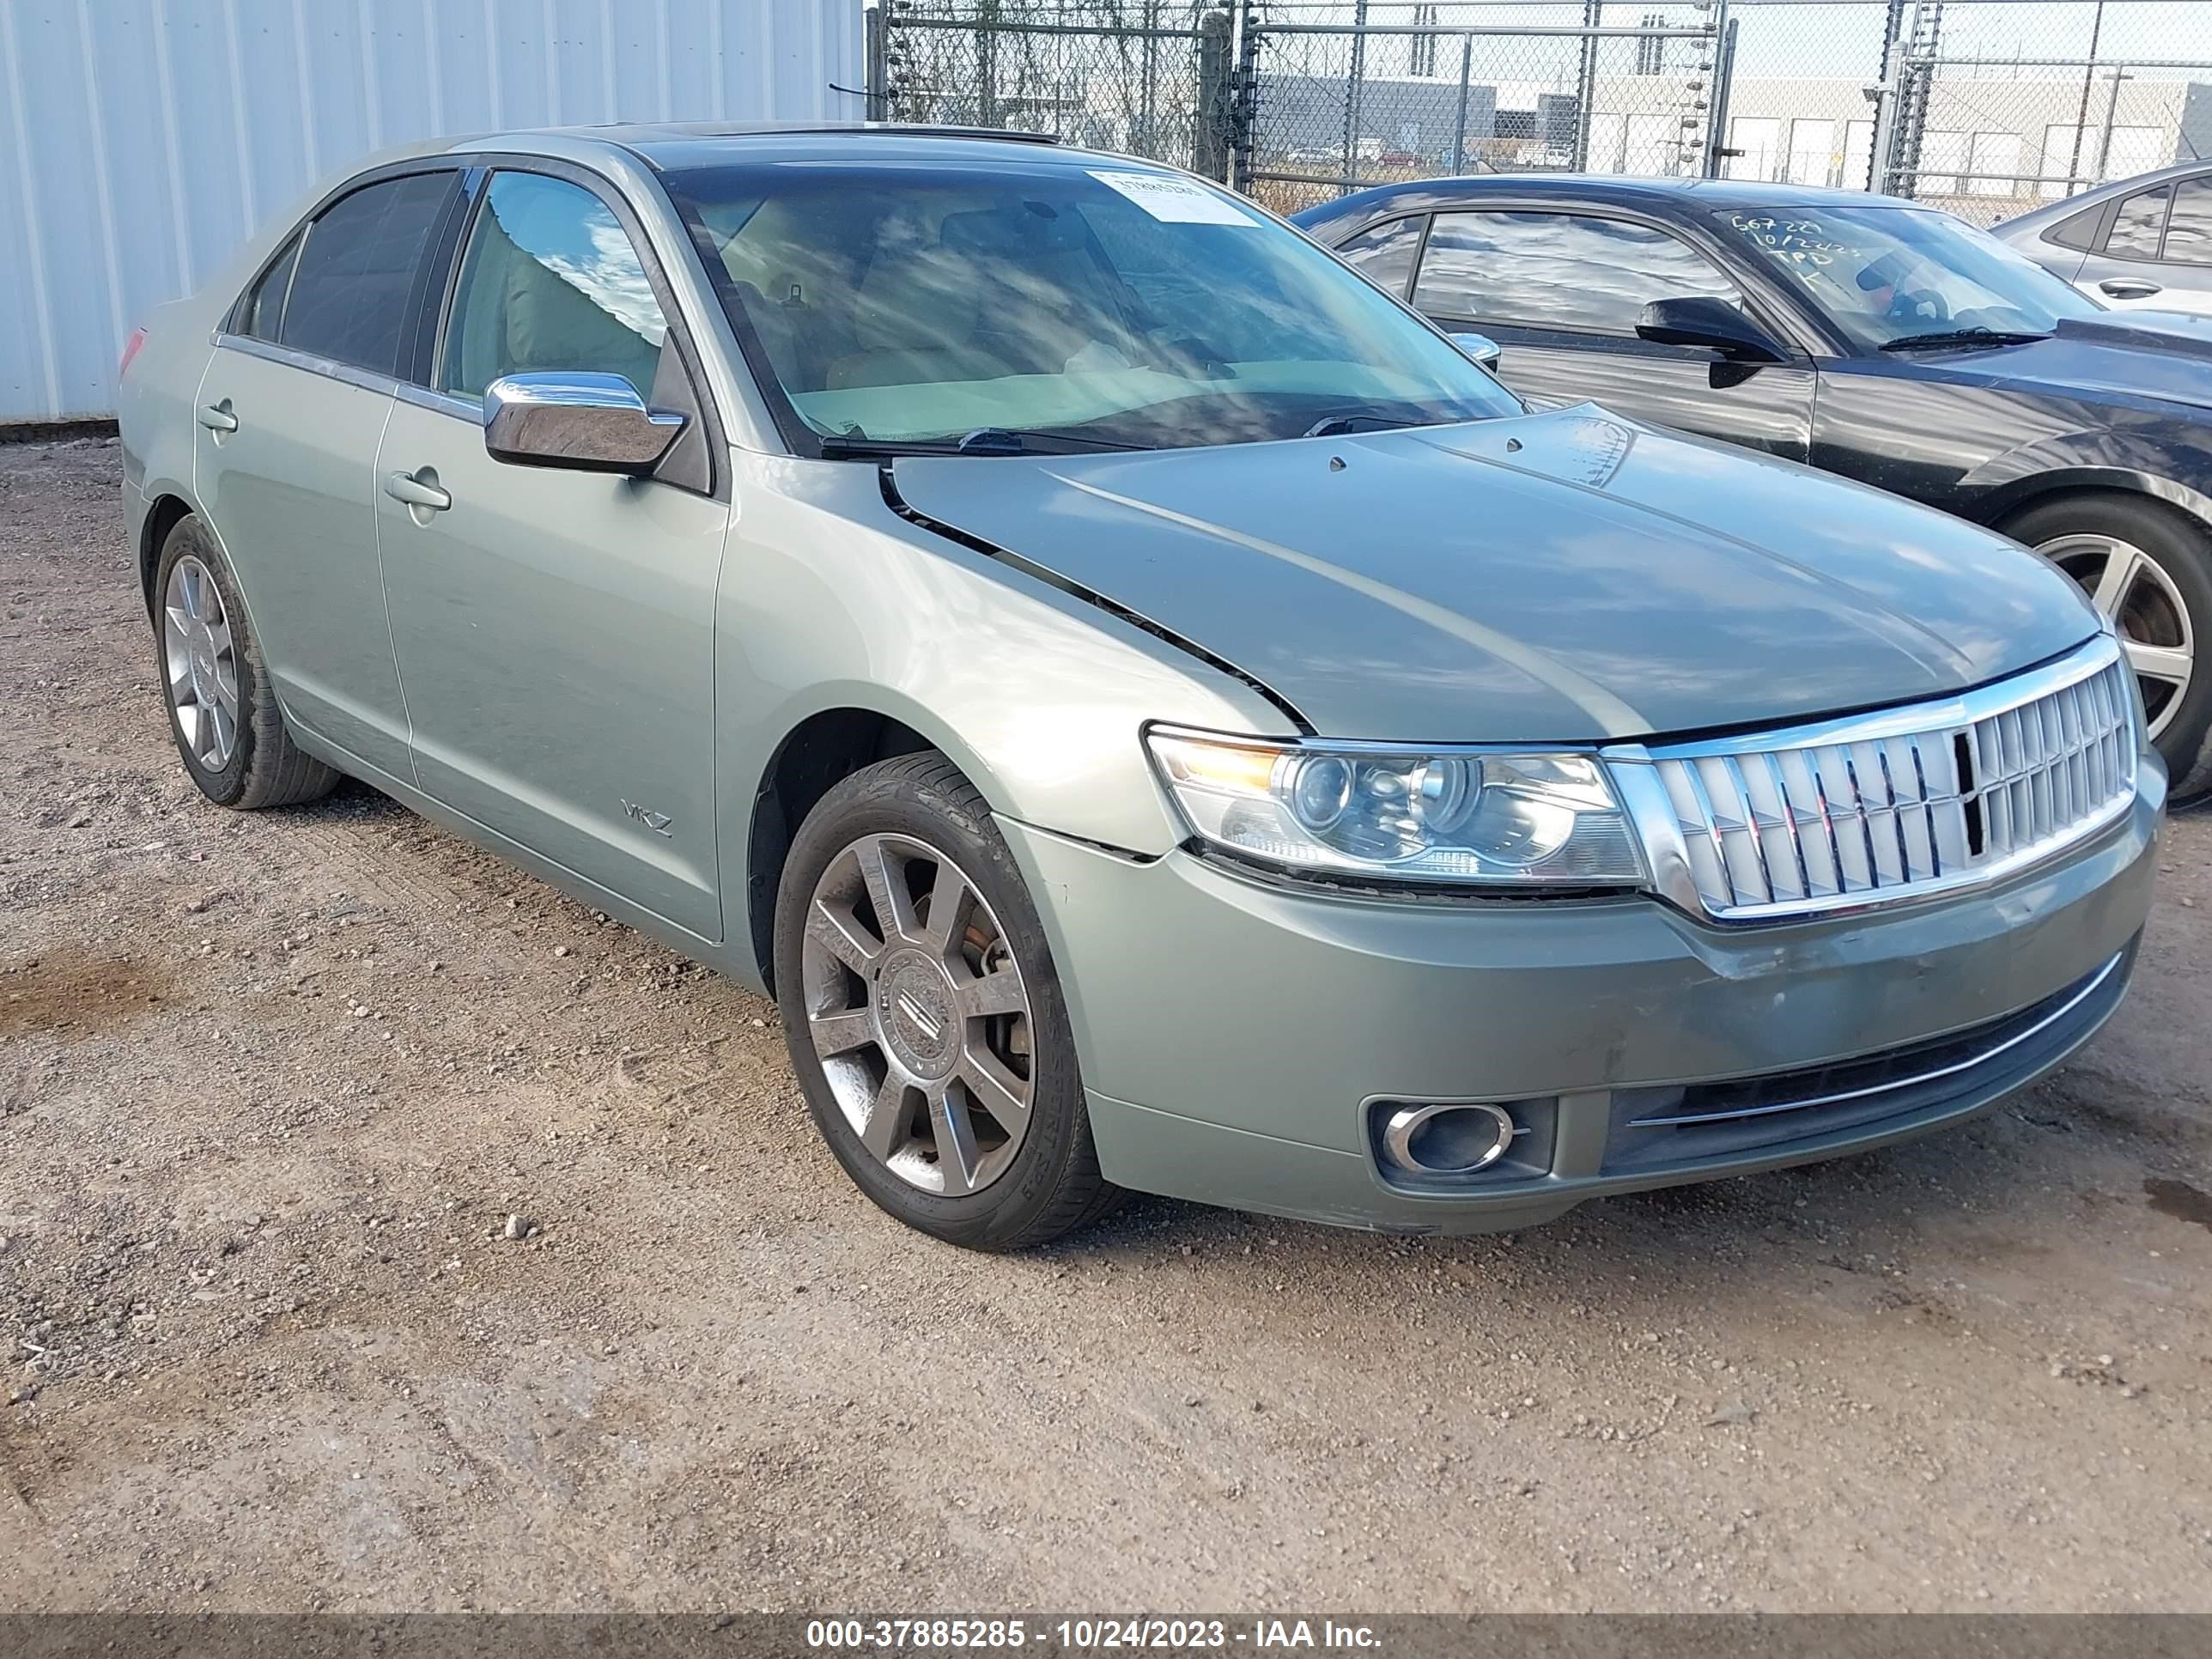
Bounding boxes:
[1711,3,2212,227]
[872,3,1237,174]
[872,2,2212,228]
[1242,5,1724,216]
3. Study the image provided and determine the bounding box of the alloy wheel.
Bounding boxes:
[799,832,1036,1196]
[2039,533,2195,739]
[162,554,240,770]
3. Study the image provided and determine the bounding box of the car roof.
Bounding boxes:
[427,120,1152,175]
[1295,172,1924,229]
[1996,157,2212,234]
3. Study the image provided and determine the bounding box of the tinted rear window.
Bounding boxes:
[280,172,454,376]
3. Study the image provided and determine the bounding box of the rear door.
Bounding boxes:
[192,167,460,777]
[2072,174,2212,314]
[1405,207,1818,460]
[373,166,730,941]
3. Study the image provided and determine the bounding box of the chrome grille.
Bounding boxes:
[1617,641,2137,923]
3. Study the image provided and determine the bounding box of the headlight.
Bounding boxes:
[1144,727,1644,888]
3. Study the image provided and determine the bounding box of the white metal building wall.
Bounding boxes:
[0,0,866,422]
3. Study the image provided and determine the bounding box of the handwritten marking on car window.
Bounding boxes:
[1729,213,1845,266]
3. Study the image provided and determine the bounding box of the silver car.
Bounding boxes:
[1996,161,2212,316]
[117,125,2162,1249]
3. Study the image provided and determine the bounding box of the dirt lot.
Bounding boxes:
[3,437,2210,1614]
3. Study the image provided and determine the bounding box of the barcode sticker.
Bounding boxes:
[1087,169,1258,226]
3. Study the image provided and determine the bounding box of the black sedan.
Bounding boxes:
[1294,175,2212,804]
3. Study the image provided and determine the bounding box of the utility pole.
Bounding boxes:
[1450,32,1474,174]
[2094,63,2131,180]
[2067,0,2109,194]
[1340,0,1369,187]
[977,0,1000,130]
[1573,0,1601,170]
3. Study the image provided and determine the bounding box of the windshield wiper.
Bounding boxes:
[1301,405,1448,439]
[952,426,1146,454]
[814,426,1144,460]
[1878,326,2051,353]
[1302,411,1423,439]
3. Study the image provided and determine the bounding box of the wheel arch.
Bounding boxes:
[138,489,198,622]
[742,699,981,994]
[1960,462,2212,539]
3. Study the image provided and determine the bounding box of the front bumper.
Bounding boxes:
[999,763,2162,1234]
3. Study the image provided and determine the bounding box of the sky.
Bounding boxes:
[1253,1,2212,82]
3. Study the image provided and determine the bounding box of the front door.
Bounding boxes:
[1409,208,1819,460]
[374,168,729,941]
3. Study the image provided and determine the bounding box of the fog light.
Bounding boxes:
[1380,1101,1518,1176]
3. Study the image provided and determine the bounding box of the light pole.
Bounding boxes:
[2067,0,2109,196]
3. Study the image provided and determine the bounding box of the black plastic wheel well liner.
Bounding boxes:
[140,494,196,621]
[746,707,934,992]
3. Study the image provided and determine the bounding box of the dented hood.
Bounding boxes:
[891,405,2100,742]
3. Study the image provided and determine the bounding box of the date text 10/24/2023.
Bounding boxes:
[804,1618,1382,1650]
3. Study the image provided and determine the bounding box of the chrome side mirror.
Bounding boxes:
[483,372,686,475]
[1449,331,1504,373]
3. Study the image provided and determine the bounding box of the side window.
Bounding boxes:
[2045,203,2105,253]
[1333,216,1425,299]
[236,233,301,341]
[1413,210,1741,335]
[441,172,668,401]
[279,171,455,375]
[2164,176,2212,265]
[2102,185,2171,261]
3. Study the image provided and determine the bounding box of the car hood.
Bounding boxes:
[1930,312,2212,411]
[892,406,2097,743]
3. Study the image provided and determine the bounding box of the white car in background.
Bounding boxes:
[1996,161,2212,316]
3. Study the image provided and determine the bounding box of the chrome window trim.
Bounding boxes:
[1626,949,2125,1127]
[397,382,487,424]
[210,331,405,399]
[1605,634,2139,927]
[211,334,487,427]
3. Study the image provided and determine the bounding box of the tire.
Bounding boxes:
[2002,492,2212,809]
[153,514,341,811]
[773,752,1123,1250]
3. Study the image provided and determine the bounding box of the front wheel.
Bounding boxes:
[2005,493,2212,808]
[772,753,1123,1250]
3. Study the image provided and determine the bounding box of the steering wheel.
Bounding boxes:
[1891,287,1951,324]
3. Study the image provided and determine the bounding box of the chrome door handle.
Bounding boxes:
[384,470,452,512]
[2099,278,2161,299]
[196,403,238,433]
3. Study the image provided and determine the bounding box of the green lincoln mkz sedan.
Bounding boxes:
[118,125,2162,1249]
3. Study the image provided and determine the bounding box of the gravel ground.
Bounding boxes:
[3,437,2210,1614]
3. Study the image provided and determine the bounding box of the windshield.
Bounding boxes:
[1713,204,2102,350]
[661,161,1521,453]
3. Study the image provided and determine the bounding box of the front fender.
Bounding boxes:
[1957,434,2212,532]
[712,448,1287,987]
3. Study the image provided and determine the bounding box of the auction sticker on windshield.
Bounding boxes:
[1089,168,1257,225]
